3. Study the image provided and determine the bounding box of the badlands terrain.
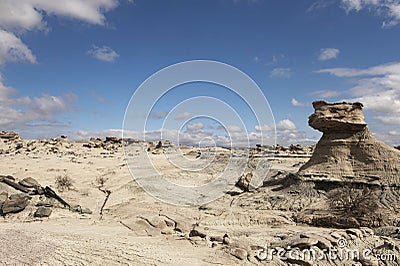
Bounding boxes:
[0,101,400,265]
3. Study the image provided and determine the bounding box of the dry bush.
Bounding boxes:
[327,184,378,217]
[55,174,73,192]
[94,176,108,189]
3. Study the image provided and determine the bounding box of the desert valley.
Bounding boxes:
[0,101,399,265]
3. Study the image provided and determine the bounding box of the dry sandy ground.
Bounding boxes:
[0,138,399,265]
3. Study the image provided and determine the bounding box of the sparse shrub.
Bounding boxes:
[55,174,73,192]
[94,176,108,189]
[327,184,378,217]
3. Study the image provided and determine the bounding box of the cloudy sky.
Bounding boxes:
[0,0,400,146]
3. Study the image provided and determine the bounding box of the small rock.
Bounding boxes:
[210,236,224,242]
[34,207,52,217]
[346,228,363,238]
[189,229,207,238]
[71,205,92,214]
[80,207,92,214]
[230,247,248,260]
[223,234,232,245]
[290,238,318,249]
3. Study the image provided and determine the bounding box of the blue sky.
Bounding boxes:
[0,0,400,146]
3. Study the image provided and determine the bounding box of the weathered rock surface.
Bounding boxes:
[34,207,52,217]
[19,177,41,188]
[0,131,20,140]
[2,196,30,214]
[298,101,400,186]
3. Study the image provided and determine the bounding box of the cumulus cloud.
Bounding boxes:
[88,45,119,62]
[270,68,292,78]
[0,1,118,134]
[318,48,340,61]
[276,119,297,131]
[0,0,118,32]
[174,112,191,121]
[291,98,309,107]
[0,0,119,66]
[0,30,36,66]
[340,0,400,27]
[0,76,76,129]
[186,122,204,132]
[254,124,272,131]
[317,61,400,143]
[226,125,243,132]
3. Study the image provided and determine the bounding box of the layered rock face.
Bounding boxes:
[298,101,400,186]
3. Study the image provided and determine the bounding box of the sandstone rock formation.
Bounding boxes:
[298,101,400,186]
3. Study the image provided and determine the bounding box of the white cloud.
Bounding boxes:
[174,112,191,121]
[0,30,36,66]
[0,0,119,66]
[0,0,118,32]
[270,68,292,78]
[254,124,272,131]
[310,89,342,98]
[291,98,309,107]
[318,63,400,112]
[186,122,204,132]
[0,0,117,135]
[0,76,76,129]
[317,62,400,77]
[317,61,400,143]
[276,119,297,131]
[88,45,119,62]
[226,125,243,132]
[340,0,400,27]
[318,48,340,61]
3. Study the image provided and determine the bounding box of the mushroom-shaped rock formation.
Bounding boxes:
[298,101,400,186]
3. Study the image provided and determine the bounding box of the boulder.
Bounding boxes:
[298,101,400,186]
[230,247,248,260]
[1,196,30,215]
[236,173,252,191]
[19,177,41,188]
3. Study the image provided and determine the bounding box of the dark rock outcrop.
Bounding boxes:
[2,196,30,214]
[34,207,52,217]
[298,101,400,186]
[0,131,19,140]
